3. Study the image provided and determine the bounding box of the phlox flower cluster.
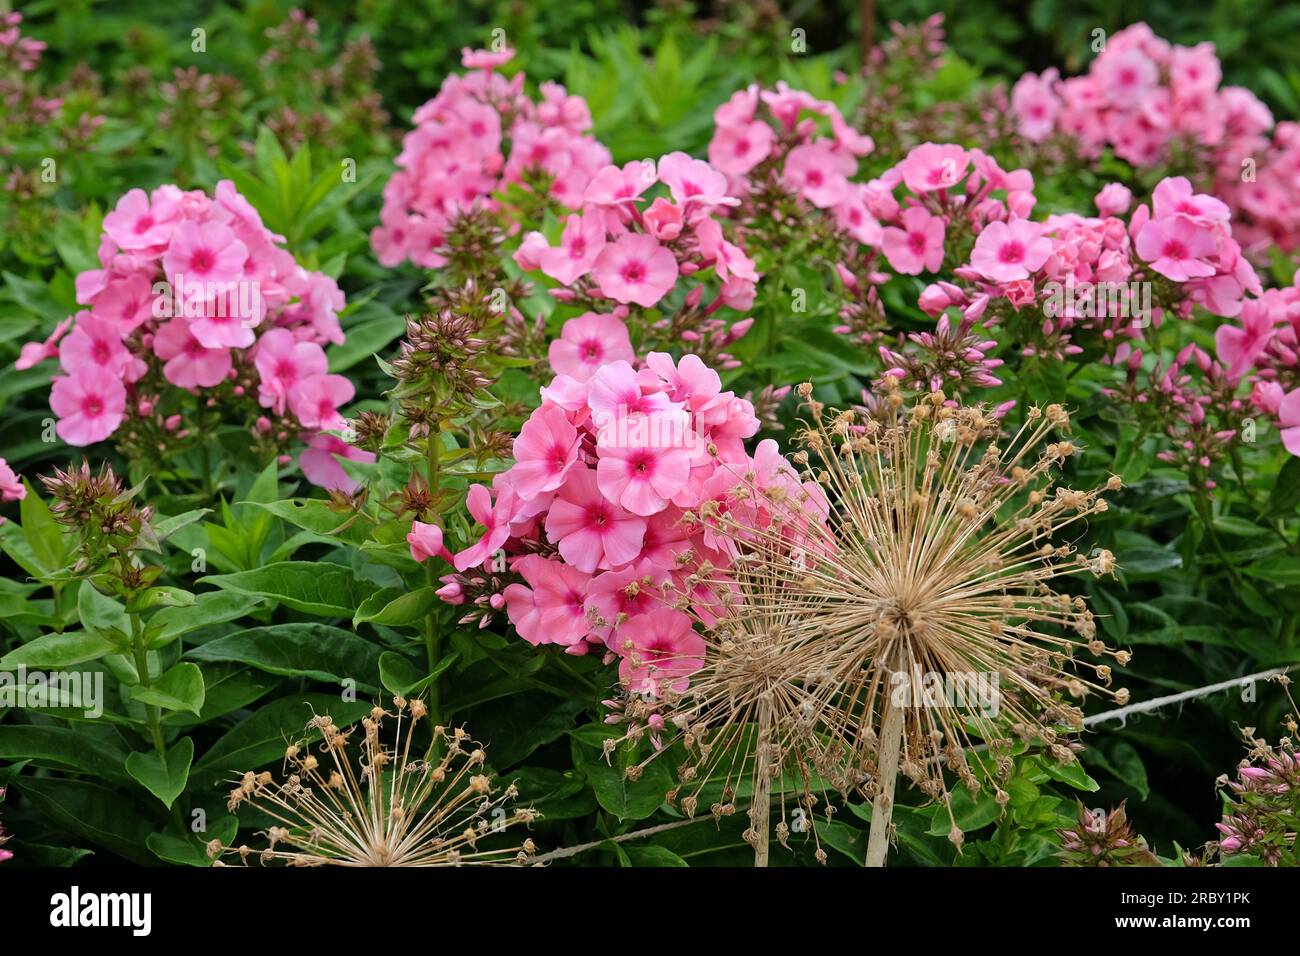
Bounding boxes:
[705,81,877,244]
[1216,272,1300,458]
[514,151,759,370]
[371,46,610,268]
[427,352,822,695]
[1010,22,1299,255]
[14,181,368,491]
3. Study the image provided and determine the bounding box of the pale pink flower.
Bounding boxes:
[583,160,657,207]
[708,121,774,176]
[544,467,645,572]
[881,205,946,275]
[1094,183,1134,217]
[50,366,126,445]
[255,328,328,415]
[0,458,25,502]
[1095,49,1158,108]
[299,433,376,494]
[970,219,1052,282]
[58,313,133,377]
[657,152,737,208]
[152,318,232,389]
[14,317,72,370]
[408,521,453,563]
[290,373,355,430]
[92,274,156,332]
[548,312,635,382]
[1281,388,1300,458]
[512,402,581,499]
[1135,215,1218,281]
[102,188,178,252]
[505,555,591,647]
[642,198,684,241]
[461,47,514,70]
[783,141,852,208]
[899,143,970,193]
[539,209,607,285]
[1215,301,1278,380]
[162,220,249,290]
[454,483,517,571]
[1011,71,1061,142]
[591,233,679,307]
[616,607,705,695]
[596,410,694,516]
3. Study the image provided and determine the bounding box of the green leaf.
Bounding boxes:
[0,630,117,669]
[127,586,196,612]
[77,579,130,642]
[1267,457,1300,516]
[1038,758,1100,792]
[926,787,1002,835]
[354,586,438,627]
[193,694,373,779]
[186,623,382,689]
[15,777,156,865]
[1244,555,1300,587]
[571,733,672,821]
[147,816,238,867]
[125,737,194,808]
[0,725,131,781]
[244,499,371,544]
[378,649,457,696]
[198,561,378,617]
[18,480,69,573]
[623,844,688,866]
[131,662,206,715]
[151,508,212,543]
[146,590,266,648]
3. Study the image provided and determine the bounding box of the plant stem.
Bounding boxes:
[750,696,773,868]
[866,673,904,867]
[130,613,166,756]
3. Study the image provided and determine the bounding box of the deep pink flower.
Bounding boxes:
[1095,49,1158,108]
[50,366,126,446]
[584,560,668,643]
[512,402,581,499]
[408,520,453,563]
[881,206,946,275]
[591,233,678,307]
[970,219,1052,282]
[548,312,635,382]
[1011,71,1061,142]
[152,318,232,389]
[1152,176,1231,223]
[255,329,328,415]
[1215,301,1278,380]
[544,467,646,572]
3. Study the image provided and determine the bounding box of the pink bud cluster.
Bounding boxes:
[371,46,610,268]
[429,352,822,695]
[14,181,369,491]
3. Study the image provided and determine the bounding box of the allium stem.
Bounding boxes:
[750,696,773,868]
[866,679,903,867]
